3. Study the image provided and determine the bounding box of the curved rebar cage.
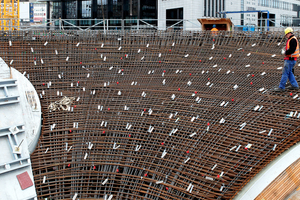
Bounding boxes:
[1,30,299,200]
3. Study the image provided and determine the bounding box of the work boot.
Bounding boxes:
[273,87,285,92]
[286,85,299,90]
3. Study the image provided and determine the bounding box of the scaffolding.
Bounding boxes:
[0,0,19,30]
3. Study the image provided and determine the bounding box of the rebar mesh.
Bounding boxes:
[1,30,300,200]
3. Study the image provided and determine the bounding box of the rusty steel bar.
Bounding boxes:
[0,30,300,200]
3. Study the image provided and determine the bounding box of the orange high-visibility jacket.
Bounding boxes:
[211,28,218,36]
[285,36,299,58]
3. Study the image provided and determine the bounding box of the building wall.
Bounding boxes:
[33,3,47,23]
[223,1,241,27]
[158,0,241,30]
[255,0,298,27]
[19,2,30,21]
[158,0,300,31]
[20,2,47,23]
[158,0,204,30]
[50,0,156,29]
[223,0,300,28]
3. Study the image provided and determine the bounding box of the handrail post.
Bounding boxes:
[107,19,109,31]
[267,11,269,31]
[59,18,62,30]
[103,19,106,34]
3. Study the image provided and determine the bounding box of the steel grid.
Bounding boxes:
[1,30,300,200]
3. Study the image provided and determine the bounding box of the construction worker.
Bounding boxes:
[211,24,218,36]
[274,27,299,92]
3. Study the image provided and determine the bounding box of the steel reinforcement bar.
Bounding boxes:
[0,30,300,200]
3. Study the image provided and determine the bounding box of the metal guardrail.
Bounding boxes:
[1,18,198,31]
[0,18,299,31]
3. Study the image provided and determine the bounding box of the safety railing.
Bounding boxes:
[1,18,198,31]
[0,18,299,32]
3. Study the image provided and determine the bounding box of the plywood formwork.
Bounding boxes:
[0,30,300,199]
[256,158,300,200]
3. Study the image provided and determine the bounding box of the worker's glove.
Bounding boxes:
[281,48,286,55]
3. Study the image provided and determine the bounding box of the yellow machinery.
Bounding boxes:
[0,0,19,30]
